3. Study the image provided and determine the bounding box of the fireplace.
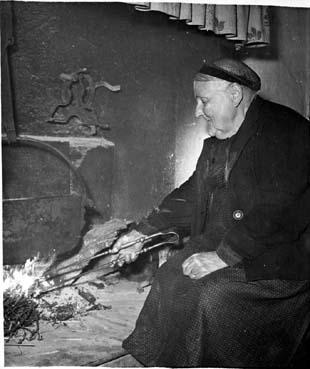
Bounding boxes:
[2,134,115,265]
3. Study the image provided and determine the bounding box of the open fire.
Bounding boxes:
[3,255,55,297]
[3,219,179,345]
[3,219,129,344]
[3,254,114,344]
[3,255,56,343]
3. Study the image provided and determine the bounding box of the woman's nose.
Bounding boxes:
[195,102,204,118]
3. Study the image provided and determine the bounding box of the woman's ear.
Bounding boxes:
[229,83,243,107]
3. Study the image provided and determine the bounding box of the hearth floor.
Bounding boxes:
[4,279,149,366]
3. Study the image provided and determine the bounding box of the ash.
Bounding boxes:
[37,279,117,323]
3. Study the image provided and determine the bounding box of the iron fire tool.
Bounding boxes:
[36,231,179,296]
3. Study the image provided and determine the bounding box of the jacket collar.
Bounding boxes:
[226,95,264,181]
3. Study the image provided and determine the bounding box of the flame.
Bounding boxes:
[3,254,55,297]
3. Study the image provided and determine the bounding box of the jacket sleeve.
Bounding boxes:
[131,140,209,236]
[217,117,310,269]
[132,172,197,237]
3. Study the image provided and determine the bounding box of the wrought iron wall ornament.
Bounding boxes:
[48,68,121,135]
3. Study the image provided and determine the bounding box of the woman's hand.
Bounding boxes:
[111,230,145,267]
[182,251,227,280]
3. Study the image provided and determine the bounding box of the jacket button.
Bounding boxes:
[233,210,244,220]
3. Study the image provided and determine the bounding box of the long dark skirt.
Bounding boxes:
[123,245,310,367]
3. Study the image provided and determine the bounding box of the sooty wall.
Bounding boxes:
[2,2,233,262]
[7,1,232,218]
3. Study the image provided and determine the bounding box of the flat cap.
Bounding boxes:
[198,58,261,91]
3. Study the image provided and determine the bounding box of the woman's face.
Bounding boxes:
[194,80,238,139]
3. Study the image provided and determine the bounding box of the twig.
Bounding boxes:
[37,350,59,355]
[4,293,41,343]
[5,343,35,347]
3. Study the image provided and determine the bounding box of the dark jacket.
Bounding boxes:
[136,96,310,281]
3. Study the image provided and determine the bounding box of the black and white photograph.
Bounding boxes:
[1,0,310,367]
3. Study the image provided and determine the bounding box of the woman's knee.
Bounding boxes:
[197,279,232,313]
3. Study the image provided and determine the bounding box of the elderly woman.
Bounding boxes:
[112,58,310,367]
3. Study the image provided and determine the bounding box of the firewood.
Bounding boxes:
[45,219,128,282]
